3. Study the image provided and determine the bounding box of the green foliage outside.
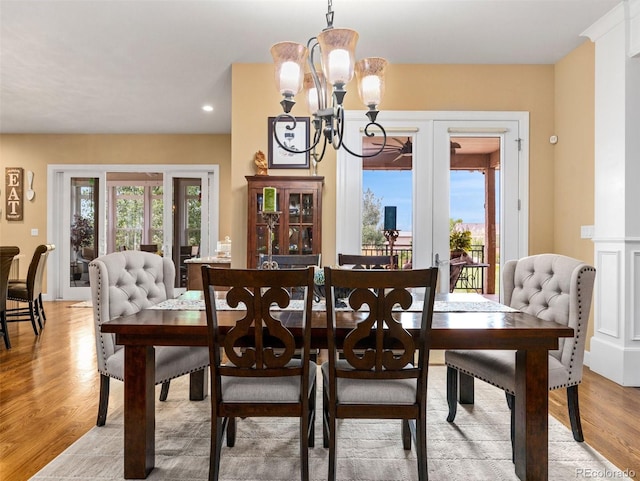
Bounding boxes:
[113,183,201,251]
[362,188,385,246]
[185,185,201,246]
[449,218,472,253]
[70,214,94,251]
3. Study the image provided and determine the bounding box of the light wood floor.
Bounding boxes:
[1,301,639,480]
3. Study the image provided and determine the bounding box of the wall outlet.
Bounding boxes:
[31,228,39,236]
[580,225,594,239]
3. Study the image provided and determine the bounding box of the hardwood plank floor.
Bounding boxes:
[1,301,638,480]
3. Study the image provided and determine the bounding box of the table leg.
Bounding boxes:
[124,345,155,479]
[189,369,208,401]
[514,348,548,481]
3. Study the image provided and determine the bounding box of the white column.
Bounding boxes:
[582,0,640,386]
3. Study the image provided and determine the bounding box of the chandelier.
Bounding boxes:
[270,0,389,164]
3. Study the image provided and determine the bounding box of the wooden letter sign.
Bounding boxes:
[5,167,24,221]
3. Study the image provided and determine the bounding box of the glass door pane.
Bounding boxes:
[172,178,202,287]
[69,178,99,288]
[362,135,414,270]
[107,172,163,253]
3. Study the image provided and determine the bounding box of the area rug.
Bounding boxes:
[31,367,621,481]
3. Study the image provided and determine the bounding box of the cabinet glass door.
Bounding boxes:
[287,192,315,254]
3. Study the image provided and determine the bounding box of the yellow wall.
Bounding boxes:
[554,41,597,349]
[0,134,231,279]
[231,62,558,266]
[0,44,597,304]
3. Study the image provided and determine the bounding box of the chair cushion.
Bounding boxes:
[221,360,317,403]
[105,346,209,383]
[445,349,572,394]
[321,360,417,405]
[7,281,28,300]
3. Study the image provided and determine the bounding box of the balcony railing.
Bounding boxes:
[360,245,413,270]
[360,244,490,292]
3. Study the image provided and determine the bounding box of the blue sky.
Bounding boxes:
[363,170,487,231]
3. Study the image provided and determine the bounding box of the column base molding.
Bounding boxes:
[589,337,640,386]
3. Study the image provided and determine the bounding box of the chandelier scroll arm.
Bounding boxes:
[272,114,323,155]
[338,121,388,159]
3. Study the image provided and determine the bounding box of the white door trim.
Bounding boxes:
[47,164,219,300]
[337,110,529,295]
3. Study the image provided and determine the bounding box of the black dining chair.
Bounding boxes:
[337,253,398,270]
[0,246,20,349]
[6,244,55,335]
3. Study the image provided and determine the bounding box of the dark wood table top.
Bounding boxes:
[101,293,574,351]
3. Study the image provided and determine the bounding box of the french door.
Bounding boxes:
[48,165,219,300]
[338,110,528,297]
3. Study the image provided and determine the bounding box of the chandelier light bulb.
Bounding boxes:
[279,61,303,96]
[304,72,321,115]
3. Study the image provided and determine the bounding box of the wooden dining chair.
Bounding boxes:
[258,253,320,270]
[322,266,439,481]
[258,253,321,302]
[337,253,398,270]
[445,253,596,459]
[139,243,158,253]
[0,246,20,349]
[6,244,55,335]
[201,266,316,481]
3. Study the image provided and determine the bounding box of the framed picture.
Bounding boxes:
[268,117,310,169]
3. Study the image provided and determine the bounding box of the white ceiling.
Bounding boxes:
[0,0,619,135]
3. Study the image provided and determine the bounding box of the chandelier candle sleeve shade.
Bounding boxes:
[262,187,277,213]
[271,42,308,112]
[316,28,358,88]
[356,57,387,109]
[270,0,389,164]
[384,206,397,231]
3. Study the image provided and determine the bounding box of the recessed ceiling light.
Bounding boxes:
[202,105,213,112]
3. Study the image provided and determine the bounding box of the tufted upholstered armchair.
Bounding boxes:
[89,250,209,426]
[444,253,596,454]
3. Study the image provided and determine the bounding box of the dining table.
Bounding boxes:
[101,291,574,481]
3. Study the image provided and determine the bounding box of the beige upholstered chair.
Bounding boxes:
[89,250,209,426]
[201,266,316,481]
[322,266,439,481]
[7,244,55,335]
[445,253,596,453]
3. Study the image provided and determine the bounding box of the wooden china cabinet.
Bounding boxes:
[246,175,323,268]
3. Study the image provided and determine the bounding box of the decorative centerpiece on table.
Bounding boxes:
[313,267,351,307]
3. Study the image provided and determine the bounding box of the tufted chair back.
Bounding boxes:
[502,253,595,385]
[89,250,175,376]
